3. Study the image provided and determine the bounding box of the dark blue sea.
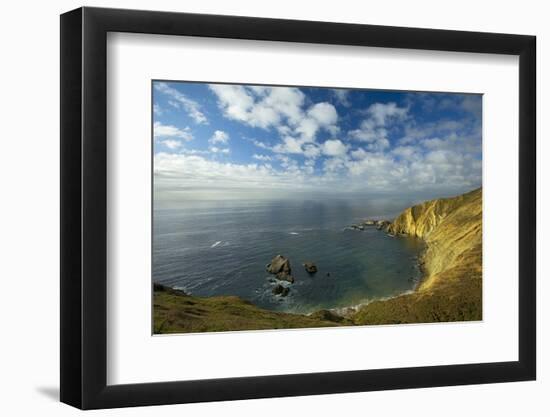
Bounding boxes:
[153,199,424,314]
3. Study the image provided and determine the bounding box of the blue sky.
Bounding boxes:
[153,81,482,201]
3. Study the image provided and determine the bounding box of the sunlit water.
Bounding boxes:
[153,199,424,314]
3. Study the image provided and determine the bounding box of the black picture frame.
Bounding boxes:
[60,6,536,410]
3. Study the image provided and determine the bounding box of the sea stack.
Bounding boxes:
[266,255,294,283]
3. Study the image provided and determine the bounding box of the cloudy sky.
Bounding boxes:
[153,81,482,202]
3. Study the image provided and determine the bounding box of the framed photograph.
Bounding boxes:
[60,6,536,409]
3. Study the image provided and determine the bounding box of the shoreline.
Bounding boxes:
[153,226,427,326]
[153,187,482,333]
[325,241,427,318]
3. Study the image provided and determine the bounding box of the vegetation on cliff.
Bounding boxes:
[153,188,482,333]
[353,187,482,324]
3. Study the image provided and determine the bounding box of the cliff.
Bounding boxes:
[353,187,482,324]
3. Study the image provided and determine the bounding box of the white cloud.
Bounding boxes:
[296,102,339,140]
[322,139,348,157]
[155,136,481,199]
[422,94,481,118]
[366,137,390,151]
[350,102,408,143]
[161,139,182,150]
[345,152,395,179]
[350,148,368,160]
[260,87,305,126]
[153,103,162,115]
[272,136,324,160]
[209,84,295,129]
[154,82,208,124]
[348,101,408,153]
[252,139,273,150]
[323,156,347,173]
[252,154,272,161]
[421,138,446,150]
[295,117,319,141]
[209,130,229,145]
[308,102,338,126]
[302,144,321,159]
[349,120,390,152]
[276,155,301,172]
[416,131,481,155]
[332,89,351,107]
[366,102,408,125]
[210,85,339,148]
[349,121,387,143]
[392,146,417,160]
[209,146,230,154]
[156,153,277,188]
[273,136,304,154]
[216,84,263,123]
[206,130,231,153]
[154,152,336,202]
[303,158,316,174]
[174,148,211,156]
[400,120,466,145]
[153,122,193,141]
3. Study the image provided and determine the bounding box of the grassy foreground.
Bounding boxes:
[154,187,482,333]
[153,285,348,334]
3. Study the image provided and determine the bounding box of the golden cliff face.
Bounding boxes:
[389,187,482,286]
[354,188,482,324]
[419,188,481,290]
[387,188,481,238]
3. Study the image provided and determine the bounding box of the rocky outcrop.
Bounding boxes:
[375,220,391,230]
[303,262,318,274]
[276,273,294,283]
[266,255,294,283]
[350,219,391,231]
[153,282,187,296]
[272,284,290,297]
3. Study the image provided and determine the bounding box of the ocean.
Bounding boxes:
[153,199,424,314]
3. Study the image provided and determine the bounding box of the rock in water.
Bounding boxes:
[266,255,294,283]
[276,272,295,283]
[375,220,391,230]
[303,262,318,274]
[272,284,290,297]
[266,255,291,274]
